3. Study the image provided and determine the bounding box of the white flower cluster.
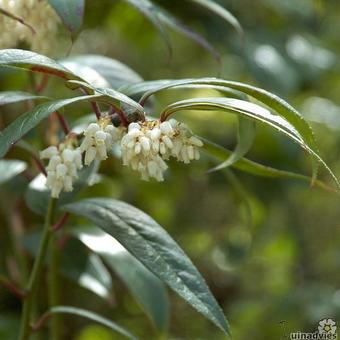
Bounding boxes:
[80,118,123,166]
[120,119,203,181]
[0,0,59,53]
[39,117,203,197]
[40,143,82,198]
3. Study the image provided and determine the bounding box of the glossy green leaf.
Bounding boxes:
[60,239,112,299]
[190,0,243,37]
[201,138,338,193]
[163,97,304,144]
[127,77,336,186]
[66,80,145,117]
[0,49,80,80]
[48,0,85,37]
[0,94,100,158]
[63,198,231,336]
[46,306,137,339]
[0,159,27,185]
[61,55,143,89]
[70,225,170,331]
[121,0,172,55]
[0,91,47,106]
[209,117,256,172]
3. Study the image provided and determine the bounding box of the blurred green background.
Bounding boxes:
[1,0,340,339]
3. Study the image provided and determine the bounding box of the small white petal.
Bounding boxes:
[189,136,203,147]
[159,142,166,155]
[46,155,61,171]
[128,122,141,132]
[128,129,143,139]
[140,137,151,152]
[96,143,107,160]
[40,146,58,159]
[63,176,73,191]
[187,145,195,160]
[162,135,173,149]
[80,136,93,152]
[84,123,100,136]
[84,146,97,165]
[56,163,67,178]
[160,121,173,135]
[95,130,107,143]
[134,142,141,154]
[150,128,161,140]
[62,149,75,163]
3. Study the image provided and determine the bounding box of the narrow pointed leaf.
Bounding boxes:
[71,225,170,331]
[201,138,338,193]
[0,94,100,158]
[46,306,137,339]
[47,0,85,38]
[0,91,47,106]
[190,0,243,37]
[66,80,145,116]
[0,49,80,79]
[128,77,335,186]
[0,159,27,185]
[63,198,231,336]
[209,117,256,172]
[61,55,143,89]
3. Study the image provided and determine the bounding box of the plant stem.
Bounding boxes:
[48,234,61,340]
[18,198,57,340]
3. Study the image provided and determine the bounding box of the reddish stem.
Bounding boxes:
[32,156,47,176]
[55,111,70,135]
[91,101,102,119]
[52,213,69,232]
[109,105,129,127]
[36,74,49,93]
[0,276,26,299]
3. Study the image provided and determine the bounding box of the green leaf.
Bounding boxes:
[189,0,243,37]
[163,97,304,145]
[66,80,145,117]
[0,49,80,80]
[128,77,336,186]
[209,117,256,172]
[121,0,172,56]
[47,0,85,38]
[70,225,170,331]
[201,138,338,193]
[63,198,231,336]
[46,306,137,339]
[61,55,143,89]
[60,239,112,299]
[0,159,27,185]
[0,94,100,158]
[0,91,47,106]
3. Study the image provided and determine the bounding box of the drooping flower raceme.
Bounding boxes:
[0,0,59,53]
[120,119,203,181]
[80,118,124,166]
[40,143,82,198]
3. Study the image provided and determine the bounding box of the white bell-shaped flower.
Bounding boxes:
[40,142,83,198]
[80,118,123,166]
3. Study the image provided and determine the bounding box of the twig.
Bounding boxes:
[54,111,70,135]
